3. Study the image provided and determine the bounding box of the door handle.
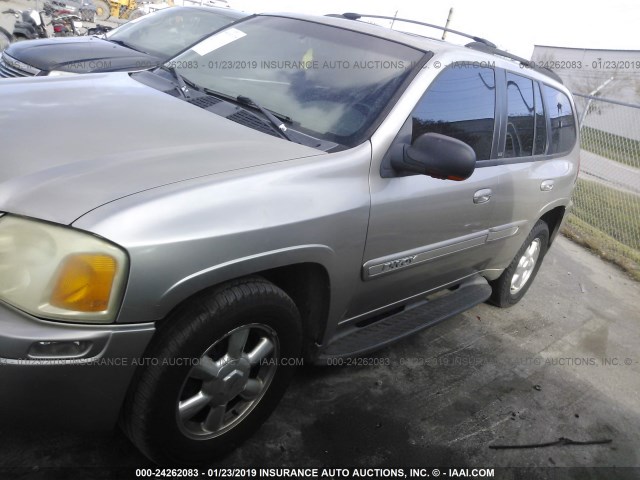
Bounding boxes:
[473,188,493,204]
[541,180,554,191]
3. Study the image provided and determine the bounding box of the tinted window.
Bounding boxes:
[411,66,496,160]
[505,73,534,158]
[543,85,576,155]
[534,82,547,154]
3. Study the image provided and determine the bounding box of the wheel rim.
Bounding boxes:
[510,238,541,295]
[176,324,279,440]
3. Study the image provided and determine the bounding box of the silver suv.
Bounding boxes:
[0,12,579,465]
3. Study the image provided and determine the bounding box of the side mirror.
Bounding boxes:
[390,132,476,181]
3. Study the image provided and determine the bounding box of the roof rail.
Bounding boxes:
[465,42,564,84]
[330,12,563,84]
[332,12,497,48]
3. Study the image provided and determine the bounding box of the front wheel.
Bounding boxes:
[80,9,95,22]
[121,277,302,465]
[127,8,144,20]
[94,0,110,21]
[489,220,549,307]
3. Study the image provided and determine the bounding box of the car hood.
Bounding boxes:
[4,37,162,73]
[0,73,324,225]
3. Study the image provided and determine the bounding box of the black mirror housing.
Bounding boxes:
[391,132,477,181]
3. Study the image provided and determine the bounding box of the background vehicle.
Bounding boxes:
[0,12,578,465]
[93,0,141,21]
[0,5,246,77]
[50,13,83,36]
[46,0,97,22]
[1,8,47,42]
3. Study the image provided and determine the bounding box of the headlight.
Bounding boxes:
[0,215,128,323]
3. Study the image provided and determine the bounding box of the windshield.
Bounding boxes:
[107,7,242,60]
[170,16,424,146]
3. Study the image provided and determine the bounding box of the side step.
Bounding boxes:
[317,276,492,361]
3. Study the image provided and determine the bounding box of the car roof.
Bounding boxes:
[257,12,566,90]
[169,5,248,20]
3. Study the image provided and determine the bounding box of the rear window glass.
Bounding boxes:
[542,85,576,155]
[505,73,534,158]
[534,82,547,155]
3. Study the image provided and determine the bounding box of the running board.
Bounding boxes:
[317,276,492,361]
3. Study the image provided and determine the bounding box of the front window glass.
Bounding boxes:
[170,16,424,146]
[107,8,240,59]
[410,66,496,161]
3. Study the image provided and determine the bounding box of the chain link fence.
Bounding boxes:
[563,93,640,279]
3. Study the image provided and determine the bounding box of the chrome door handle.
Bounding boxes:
[541,180,555,191]
[473,188,493,204]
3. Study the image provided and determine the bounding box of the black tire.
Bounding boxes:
[121,277,302,465]
[0,28,11,52]
[127,8,144,20]
[94,0,110,21]
[81,10,95,22]
[489,220,549,308]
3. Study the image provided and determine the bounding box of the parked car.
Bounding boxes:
[0,12,579,465]
[0,5,246,77]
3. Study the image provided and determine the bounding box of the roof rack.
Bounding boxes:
[332,12,497,48]
[330,12,563,84]
[465,42,563,84]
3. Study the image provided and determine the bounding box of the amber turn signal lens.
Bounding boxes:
[50,254,117,312]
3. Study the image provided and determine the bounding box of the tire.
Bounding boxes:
[121,277,302,465]
[94,0,110,21]
[127,8,144,20]
[81,10,95,22]
[489,220,549,308]
[0,28,11,52]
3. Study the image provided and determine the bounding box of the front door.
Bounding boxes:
[347,65,503,319]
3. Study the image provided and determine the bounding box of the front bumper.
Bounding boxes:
[0,302,155,430]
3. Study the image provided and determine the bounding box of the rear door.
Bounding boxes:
[477,70,578,269]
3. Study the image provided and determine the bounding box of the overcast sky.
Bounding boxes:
[230,0,639,59]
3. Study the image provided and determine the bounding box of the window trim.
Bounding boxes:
[380,63,499,177]
[476,68,578,168]
[540,81,578,157]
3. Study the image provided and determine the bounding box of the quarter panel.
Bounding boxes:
[73,144,373,330]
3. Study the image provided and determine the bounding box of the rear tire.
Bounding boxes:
[80,9,95,22]
[489,220,549,308]
[121,277,302,465]
[0,28,11,52]
[128,8,144,20]
[94,0,110,21]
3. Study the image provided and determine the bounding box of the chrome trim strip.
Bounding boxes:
[1,52,41,76]
[362,221,525,280]
[486,220,527,242]
[363,231,489,280]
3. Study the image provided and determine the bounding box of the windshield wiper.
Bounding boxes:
[236,95,293,142]
[109,38,141,52]
[162,65,192,99]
